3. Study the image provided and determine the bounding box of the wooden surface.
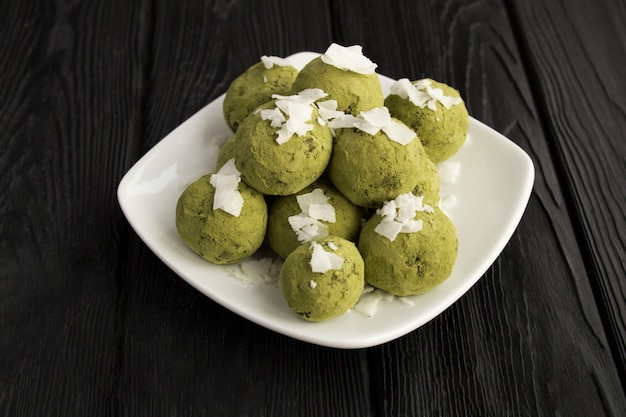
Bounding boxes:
[1,0,624,416]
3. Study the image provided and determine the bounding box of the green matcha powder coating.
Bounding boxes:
[233,101,333,196]
[385,79,469,163]
[175,174,268,264]
[358,207,457,296]
[291,57,383,115]
[223,61,299,132]
[280,236,364,322]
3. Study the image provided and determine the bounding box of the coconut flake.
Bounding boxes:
[260,55,292,69]
[327,242,338,251]
[374,193,433,241]
[210,159,244,217]
[327,107,416,144]
[437,161,461,184]
[261,90,326,144]
[310,241,344,273]
[320,43,377,74]
[225,256,283,286]
[309,280,317,289]
[353,288,393,317]
[382,121,417,145]
[317,100,345,121]
[289,189,336,243]
[389,78,463,111]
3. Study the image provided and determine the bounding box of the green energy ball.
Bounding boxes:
[358,207,457,296]
[175,174,267,264]
[223,59,298,131]
[413,156,440,207]
[291,57,383,115]
[328,124,425,208]
[233,101,333,196]
[215,135,236,170]
[267,180,367,259]
[385,78,469,163]
[280,236,365,321]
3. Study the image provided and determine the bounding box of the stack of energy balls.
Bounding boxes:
[176,44,468,322]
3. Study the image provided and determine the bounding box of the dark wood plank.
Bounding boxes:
[508,0,626,380]
[116,2,372,416]
[330,0,626,415]
[0,0,146,416]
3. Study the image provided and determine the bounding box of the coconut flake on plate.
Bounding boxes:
[320,43,377,75]
[260,55,292,69]
[309,241,344,273]
[437,161,461,184]
[353,288,394,318]
[224,256,284,286]
[210,159,244,217]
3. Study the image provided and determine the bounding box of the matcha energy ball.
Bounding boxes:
[223,56,299,131]
[385,78,469,163]
[175,162,268,264]
[280,236,365,321]
[328,109,425,208]
[413,155,441,207]
[268,180,366,259]
[215,135,236,170]
[291,44,383,114]
[358,195,457,296]
[234,94,334,196]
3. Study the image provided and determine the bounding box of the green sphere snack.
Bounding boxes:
[291,48,383,114]
[268,180,366,259]
[328,116,425,208]
[223,56,298,131]
[413,156,440,207]
[280,237,364,321]
[176,171,267,264]
[359,200,457,296]
[233,97,333,196]
[385,78,468,163]
[215,135,236,170]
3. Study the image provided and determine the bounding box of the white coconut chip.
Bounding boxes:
[353,288,393,318]
[327,107,416,145]
[316,100,345,121]
[374,193,432,241]
[260,55,292,69]
[381,121,416,145]
[389,78,463,111]
[210,159,244,217]
[320,43,377,75]
[437,161,461,184]
[289,189,336,243]
[327,114,361,129]
[261,90,327,144]
[307,203,336,223]
[310,241,344,273]
[225,256,283,286]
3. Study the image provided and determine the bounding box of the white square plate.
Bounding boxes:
[118,52,534,349]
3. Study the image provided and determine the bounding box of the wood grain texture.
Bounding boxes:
[331,0,626,415]
[0,0,146,416]
[2,0,625,416]
[116,1,373,416]
[507,0,626,381]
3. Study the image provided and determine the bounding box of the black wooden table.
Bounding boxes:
[1,0,625,416]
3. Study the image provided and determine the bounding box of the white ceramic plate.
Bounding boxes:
[118,52,534,349]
